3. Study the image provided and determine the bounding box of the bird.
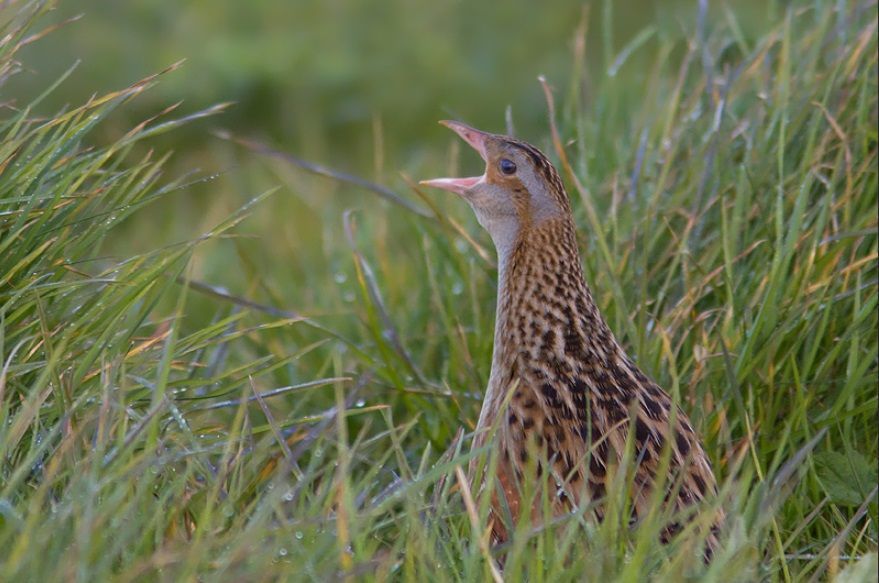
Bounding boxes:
[421,120,722,557]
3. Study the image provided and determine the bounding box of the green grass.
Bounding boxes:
[1,0,877,581]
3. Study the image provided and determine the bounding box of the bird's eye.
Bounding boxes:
[499,158,517,175]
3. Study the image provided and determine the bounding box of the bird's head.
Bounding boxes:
[421,121,571,253]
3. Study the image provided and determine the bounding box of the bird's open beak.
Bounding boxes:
[419,120,489,195]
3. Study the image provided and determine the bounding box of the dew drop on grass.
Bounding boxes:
[278,548,288,556]
[282,490,294,502]
[334,272,347,284]
[294,531,304,540]
[451,281,464,295]
[343,292,355,303]
[355,399,365,408]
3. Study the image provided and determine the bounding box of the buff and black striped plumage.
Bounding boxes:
[422,121,722,557]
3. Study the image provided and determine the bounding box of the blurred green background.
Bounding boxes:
[15,1,770,176]
[19,0,760,159]
[12,0,764,315]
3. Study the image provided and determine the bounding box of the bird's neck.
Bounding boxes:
[482,217,620,420]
